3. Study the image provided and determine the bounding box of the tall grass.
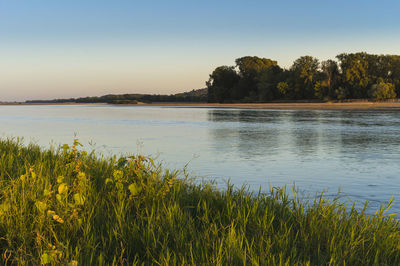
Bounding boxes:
[0,138,399,265]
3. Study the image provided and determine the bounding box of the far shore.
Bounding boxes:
[3,101,400,110]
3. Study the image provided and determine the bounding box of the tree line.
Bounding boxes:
[25,89,208,104]
[207,52,400,103]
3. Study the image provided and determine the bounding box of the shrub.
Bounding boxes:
[369,82,397,100]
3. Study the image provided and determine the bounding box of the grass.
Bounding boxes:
[0,138,400,265]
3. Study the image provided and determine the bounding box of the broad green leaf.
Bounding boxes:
[128,183,142,196]
[57,176,64,183]
[0,203,10,214]
[62,144,69,151]
[35,201,47,213]
[56,194,62,202]
[43,189,51,196]
[73,193,85,206]
[113,170,123,180]
[41,253,52,264]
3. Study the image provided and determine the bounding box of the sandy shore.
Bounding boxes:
[135,102,400,110]
[0,102,107,106]
[2,101,400,110]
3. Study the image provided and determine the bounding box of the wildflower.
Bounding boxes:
[53,215,64,223]
[68,260,78,266]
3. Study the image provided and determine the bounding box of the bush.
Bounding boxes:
[369,82,397,100]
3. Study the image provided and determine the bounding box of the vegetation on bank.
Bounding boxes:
[207,52,400,103]
[1,139,400,265]
[25,89,208,104]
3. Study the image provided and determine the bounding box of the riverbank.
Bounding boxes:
[1,138,400,264]
[136,101,400,110]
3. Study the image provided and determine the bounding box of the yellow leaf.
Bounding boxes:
[53,215,64,223]
[58,183,68,194]
[57,176,64,183]
[35,201,47,213]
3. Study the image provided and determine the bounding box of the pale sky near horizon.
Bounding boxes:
[1,0,400,101]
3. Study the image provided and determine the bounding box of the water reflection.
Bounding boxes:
[207,109,400,160]
[208,110,282,159]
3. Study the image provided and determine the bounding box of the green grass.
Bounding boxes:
[0,138,400,265]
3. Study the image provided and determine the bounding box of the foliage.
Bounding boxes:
[256,66,283,101]
[321,59,340,98]
[289,56,320,99]
[277,81,290,97]
[26,89,208,104]
[235,56,278,78]
[234,56,278,100]
[369,81,397,100]
[207,52,400,103]
[336,53,370,98]
[206,66,240,103]
[1,138,400,264]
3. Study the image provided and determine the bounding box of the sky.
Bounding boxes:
[1,0,400,101]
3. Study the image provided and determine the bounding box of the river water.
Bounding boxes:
[1,105,399,212]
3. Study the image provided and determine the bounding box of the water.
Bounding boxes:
[1,104,400,213]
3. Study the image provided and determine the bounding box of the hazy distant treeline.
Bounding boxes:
[26,89,208,104]
[207,52,400,103]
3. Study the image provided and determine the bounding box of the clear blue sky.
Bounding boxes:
[1,0,399,101]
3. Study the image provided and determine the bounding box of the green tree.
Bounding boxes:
[234,56,278,100]
[206,66,240,103]
[336,53,370,98]
[385,55,400,95]
[368,81,397,101]
[256,65,283,101]
[290,56,320,98]
[321,60,340,99]
[277,82,290,98]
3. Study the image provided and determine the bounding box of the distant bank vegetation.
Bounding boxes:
[25,89,208,104]
[25,52,400,105]
[207,52,400,103]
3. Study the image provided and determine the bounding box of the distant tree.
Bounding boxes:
[203,52,400,103]
[277,82,290,98]
[321,60,340,99]
[234,56,278,99]
[256,65,283,101]
[235,56,278,76]
[313,81,324,100]
[368,81,397,101]
[334,87,348,101]
[386,55,400,95]
[337,53,370,98]
[290,56,320,98]
[206,66,240,103]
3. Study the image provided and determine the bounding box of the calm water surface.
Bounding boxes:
[1,105,400,212]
